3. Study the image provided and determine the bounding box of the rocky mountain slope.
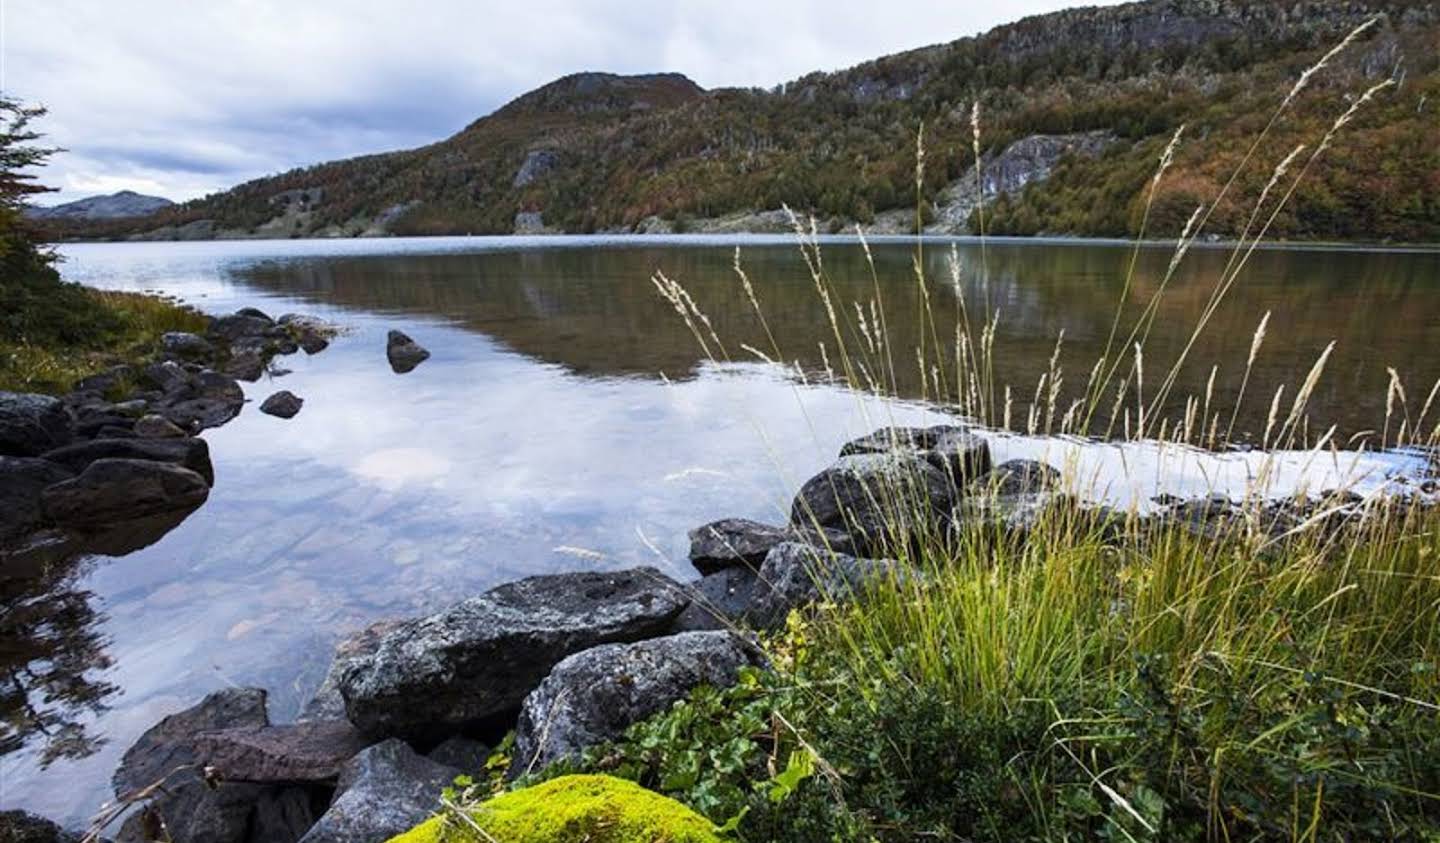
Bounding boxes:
[27,189,173,220]
[45,0,1440,243]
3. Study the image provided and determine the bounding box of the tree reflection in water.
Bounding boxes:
[1,509,193,766]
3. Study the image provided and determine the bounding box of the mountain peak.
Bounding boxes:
[26,191,174,221]
[494,72,705,118]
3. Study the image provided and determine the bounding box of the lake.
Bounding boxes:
[3,235,1439,827]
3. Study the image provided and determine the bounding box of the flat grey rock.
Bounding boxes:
[687,517,787,574]
[338,568,687,741]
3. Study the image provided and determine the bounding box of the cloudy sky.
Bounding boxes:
[6,1,1115,205]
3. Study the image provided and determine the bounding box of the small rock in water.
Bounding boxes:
[134,414,187,439]
[385,330,430,374]
[260,390,304,419]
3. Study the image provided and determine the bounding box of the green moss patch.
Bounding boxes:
[389,775,724,843]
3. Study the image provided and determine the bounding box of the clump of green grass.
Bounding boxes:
[0,273,207,394]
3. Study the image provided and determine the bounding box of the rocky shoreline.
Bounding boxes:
[12,420,1425,843]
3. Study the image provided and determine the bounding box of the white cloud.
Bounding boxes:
[4,0,1118,204]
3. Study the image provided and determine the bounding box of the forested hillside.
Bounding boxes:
[47,0,1440,243]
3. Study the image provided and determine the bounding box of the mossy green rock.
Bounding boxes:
[387,775,722,843]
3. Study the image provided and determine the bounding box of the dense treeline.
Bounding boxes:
[46,0,1440,243]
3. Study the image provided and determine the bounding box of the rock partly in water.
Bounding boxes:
[748,542,903,628]
[789,451,954,555]
[957,459,1064,532]
[41,459,210,529]
[299,621,403,724]
[687,517,787,575]
[0,457,73,541]
[194,721,370,784]
[385,331,430,374]
[838,425,960,457]
[260,391,304,419]
[0,391,74,457]
[223,350,267,383]
[338,568,688,741]
[210,314,280,344]
[926,428,992,487]
[112,688,315,843]
[296,740,458,843]
[512,631,761,775]
[41,436,215,486]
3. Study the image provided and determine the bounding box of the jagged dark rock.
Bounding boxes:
[687,517,788,574]
[337,568,688,741]
[0,392,74,457]
[112,688,314,843]
[511,631,762,775]
[296,740,458,843]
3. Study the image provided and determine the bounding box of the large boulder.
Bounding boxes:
[687,518,787,574]
[748,542,903,628]
[299,621,402,723]
[838,425,961,457]
[296,740,458,843]
[41,437,215,486]
[385,331,430,374]
[338,568,688,741]
[511,632,761,776]
[0,392,74,457]
[194,721,370,784]
[0,457,73,541]
[112,688,315,843]
[957,459,1064,532]
[789,452,954,555]
[41,459,210,529]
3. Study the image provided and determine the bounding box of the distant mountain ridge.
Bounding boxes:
[27,190,174,220]
[44,0,1440,243]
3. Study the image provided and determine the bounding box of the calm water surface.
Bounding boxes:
[3,235,1438,825]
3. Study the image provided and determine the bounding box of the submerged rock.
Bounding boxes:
[748,542,903,628]
[511,631,761,775]
[296,740,458,843]
[41,459,210,528]
[687,517,787,574]
[338,568,687,741]
[260,391,304,419]
[41,436,215,486]
[385,330,430,374]
[0,391,74,457]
